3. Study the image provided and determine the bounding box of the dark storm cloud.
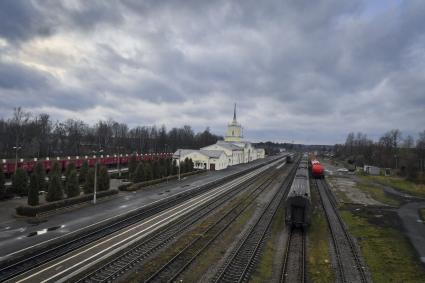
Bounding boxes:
[0,0,424,144]
[0,61,51,89]
[0,0,53,42]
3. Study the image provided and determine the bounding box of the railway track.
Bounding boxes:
[142,161,293,283]
[212,160,299,283]
[280,228,306,283]
[6,158,285,283]
[0,157,281,282]
[78,160,287,283]
[315,178,370,283]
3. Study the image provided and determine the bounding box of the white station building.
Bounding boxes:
[173,105,265,170]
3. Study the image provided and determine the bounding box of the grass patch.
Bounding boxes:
[355,183,400,207]
[250,201,286,283]
[307,180,335,283]
[361,175,425,198]
[341,210,425,282]
[308,212,335,282]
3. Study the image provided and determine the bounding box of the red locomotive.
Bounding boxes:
[311,159,325,179]
[1,152,173,177]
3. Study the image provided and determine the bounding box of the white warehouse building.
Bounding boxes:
[173,105,265,171]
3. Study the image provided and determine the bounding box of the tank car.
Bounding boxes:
[312,163,325,179]
[285,159,311,228]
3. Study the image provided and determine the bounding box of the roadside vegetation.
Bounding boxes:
[341,210,425,282]
[334,129,425,183]
[355,183,400,207]
[360,175,425,198]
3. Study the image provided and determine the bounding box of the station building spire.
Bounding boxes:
[225,103,243,142]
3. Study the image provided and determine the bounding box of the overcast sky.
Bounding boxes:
[0,0,424,144]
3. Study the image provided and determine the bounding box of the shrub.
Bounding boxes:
[16,190,118,217]
[133,163,145,183]
[128,155,138,179]
[66,170,80,198]
[28,174,39,206]
[84,168,95,194]
[98,166,110,191]
[79,160,89,184]
[144,163,153,181]
[50,161,61,176]
[65,162,76,179]
[12,168,28,196]
[118,182,133,191]
[34,162,46,191]
[46,172,63,202]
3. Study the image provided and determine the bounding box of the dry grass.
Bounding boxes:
[341,210,425,282]
[355,183,400,207]
[307,181,335,283]
[361,175,425,198]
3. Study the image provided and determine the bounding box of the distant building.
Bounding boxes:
[363,165,380,175]
[174,104,265,170]
[173,149,228,171]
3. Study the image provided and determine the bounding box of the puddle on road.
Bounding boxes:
[26,225,65,237]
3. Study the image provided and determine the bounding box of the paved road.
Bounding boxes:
[0,157,274,260]
[398,202,425,264]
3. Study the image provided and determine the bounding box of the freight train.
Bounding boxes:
[285,156,311,228]
[1,152,173,177]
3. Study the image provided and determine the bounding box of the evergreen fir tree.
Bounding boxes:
[28,173,39,206]
[144,163,153,181]
[65,162,76,180]
[66,170,80,198]
[98,166,110,191]
[152,160,160,179]
[46,172,63,202]
[34,162,46,191]
[50,161,61,176]
[79,160,89,184]
[133,163,145,183]
[12,168,28,196]
[128,155,138,179]
[84,168,95,194]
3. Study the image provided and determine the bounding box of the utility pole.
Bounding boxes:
[93,149,103,204]
[178,149,181,181]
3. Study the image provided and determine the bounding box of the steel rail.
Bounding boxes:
[315,178,369,283]
[1,157,284,282]
[143,162,289,283]
[212,159,299,283]
[78,160,284,283]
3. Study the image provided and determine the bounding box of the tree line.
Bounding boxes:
[0,107,222,159]
[127,156,195,183]
[0,156,196,203]
[334,129,425,181]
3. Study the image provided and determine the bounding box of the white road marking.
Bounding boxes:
[3,163,265,259]
[15,160,282,283]
[276,161,286,169]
